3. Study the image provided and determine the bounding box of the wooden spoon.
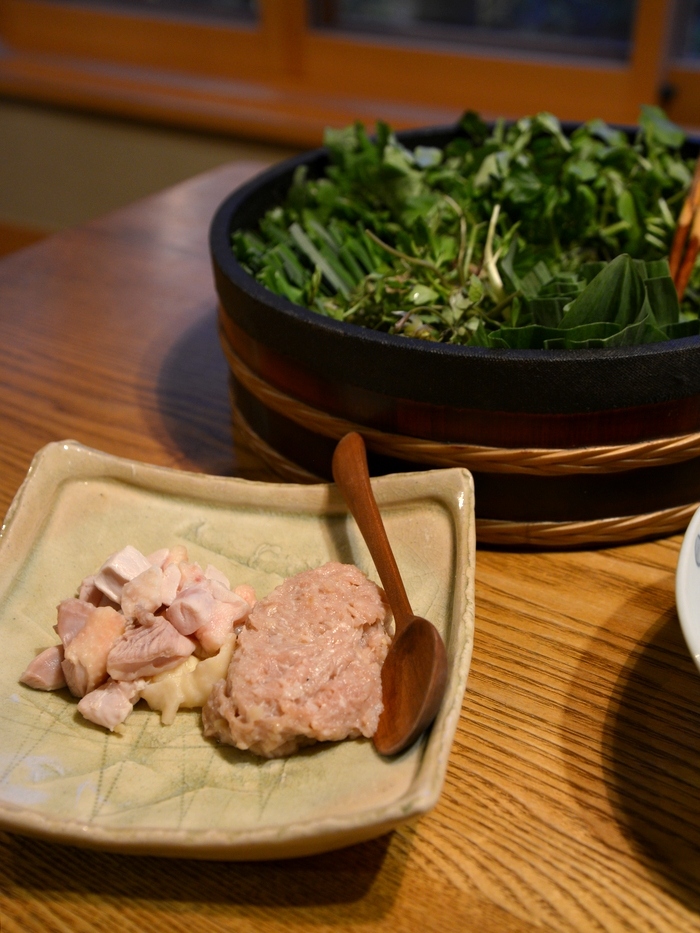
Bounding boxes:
[332,432,448,756]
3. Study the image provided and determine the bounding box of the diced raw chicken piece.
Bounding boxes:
[94,546,152,603]
[62,605,126,697]
[166,580,250,649]
[120,565,164,622]
[146,547,170,568]
[195,594,250,656]
[20,645,66,691]
[165,584,215,636]
[77,679,144,731]
[234,583,256,607]
[55,597,94,648]
[177,561,206,592]
[106,616,195,681]
[208,579,247,606]
[205,564,230,588]
[164,545,188,567]
[161,563,181,606]
[119,560,180,617]
[202,562,392,758]
[78,575,103,607]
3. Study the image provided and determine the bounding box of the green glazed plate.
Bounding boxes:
[0,441,475,860]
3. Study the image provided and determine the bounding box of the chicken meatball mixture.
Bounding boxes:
[203,561,392,758]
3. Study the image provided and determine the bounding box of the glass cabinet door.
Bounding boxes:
[310,0,636,61]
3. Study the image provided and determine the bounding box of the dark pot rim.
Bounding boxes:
[210,122,700,414]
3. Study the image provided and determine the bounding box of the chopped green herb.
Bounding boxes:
[232,106,700,349]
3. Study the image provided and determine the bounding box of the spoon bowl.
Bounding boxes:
[373,616,448,756]
[332,432,448,756]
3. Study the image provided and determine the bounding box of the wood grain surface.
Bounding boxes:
[0,160,698,933]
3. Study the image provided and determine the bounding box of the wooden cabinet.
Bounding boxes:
[0,0,696,146]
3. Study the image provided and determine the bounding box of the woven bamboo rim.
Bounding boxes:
[231,401,698,546]
[220,330,700,477]
[232,404,320,485]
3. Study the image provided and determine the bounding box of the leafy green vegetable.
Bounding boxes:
[232,109,700,349]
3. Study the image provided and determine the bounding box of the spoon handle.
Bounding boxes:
[332,432,413,633]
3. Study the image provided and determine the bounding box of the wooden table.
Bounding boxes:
[0,161,698,933]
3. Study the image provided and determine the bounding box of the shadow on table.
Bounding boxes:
[599,589,700,911]
[143,304,236,476]
[2,829,407,922]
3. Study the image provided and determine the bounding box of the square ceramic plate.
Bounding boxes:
[0,441,475,860]
[676,503,700,672]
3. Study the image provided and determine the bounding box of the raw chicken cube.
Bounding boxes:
[161,563,181,606]
[164,574,251,660]
[195,595,249,656]
[20,645,66,691]
[77,679,144,731]
[55,597,94,647]
[234,583,256,607]
[107,616,195,681]
[61,605,126,697]
[164,545,188,567]
[204,564,230,588]
[176,561,206,592]
[120,564,165,622]
[93,546,151,603]
[146,547,170,568]
[165,584,215,636]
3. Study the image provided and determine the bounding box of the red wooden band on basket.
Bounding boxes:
[217,310,700,450]
[218,322,700,478]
